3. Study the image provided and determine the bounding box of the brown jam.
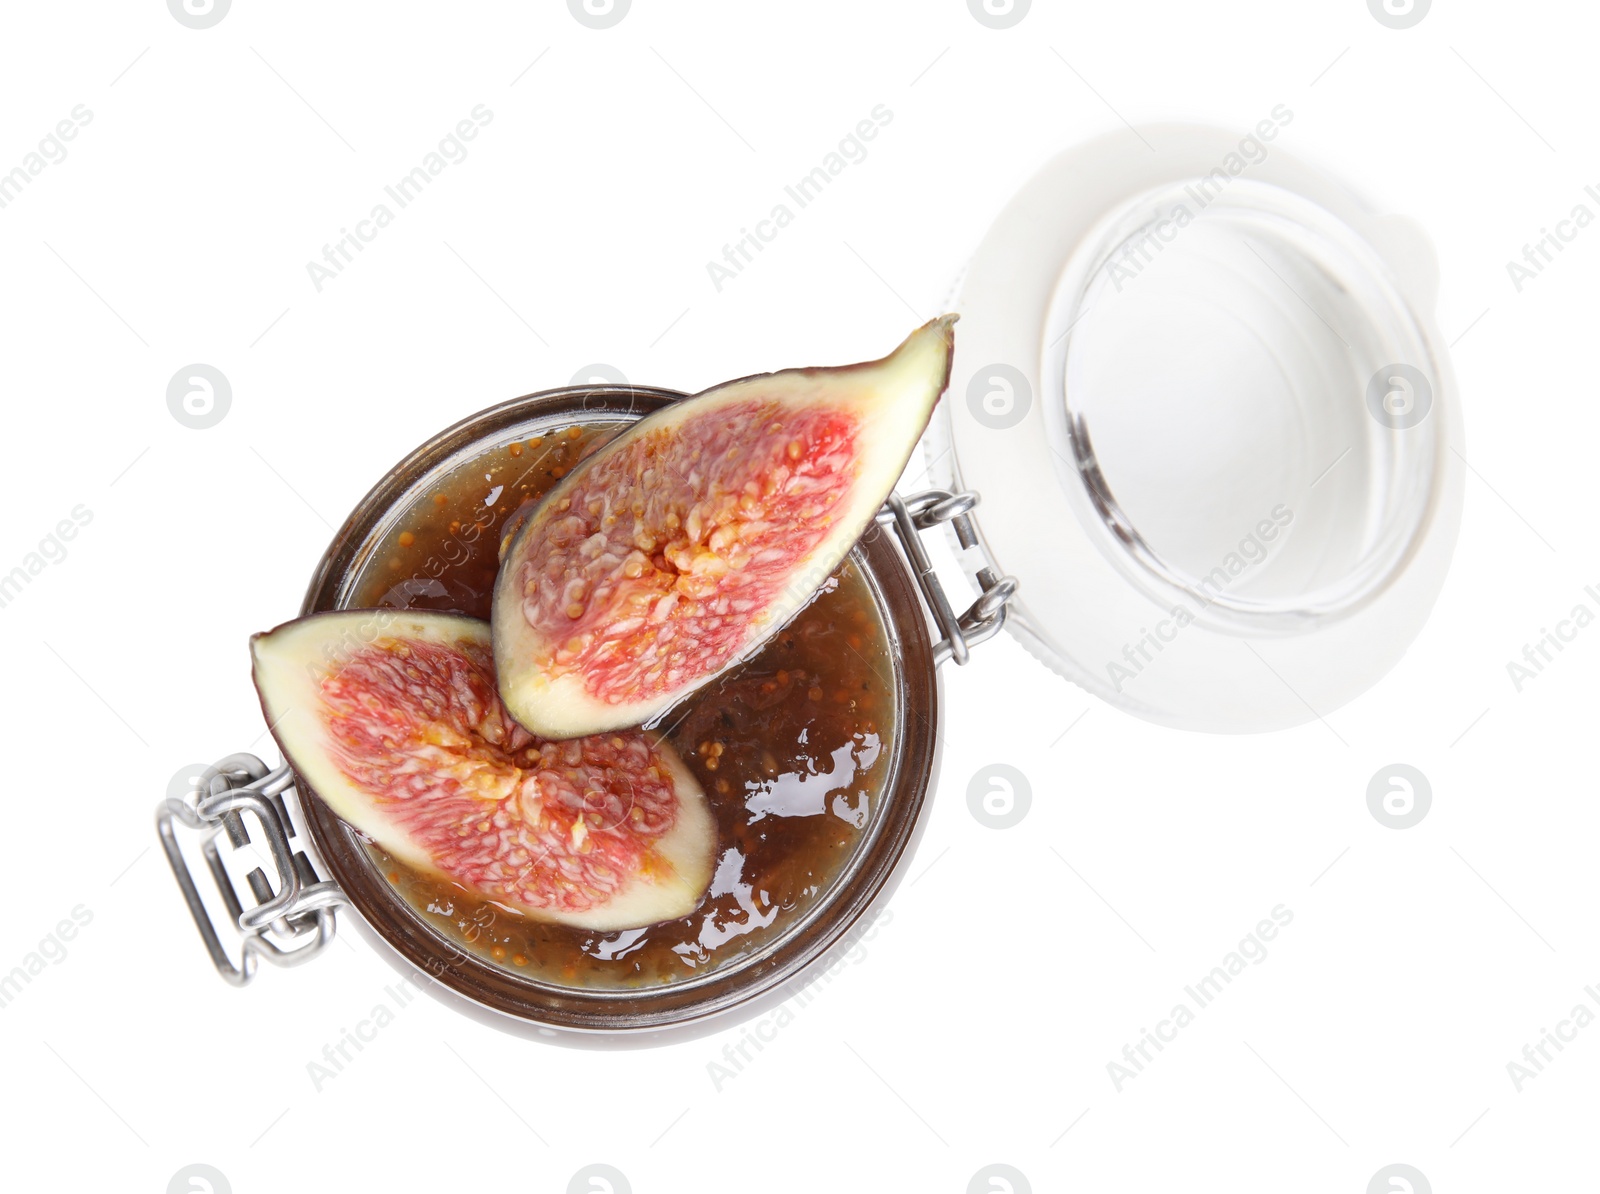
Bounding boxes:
[344,422,897,989]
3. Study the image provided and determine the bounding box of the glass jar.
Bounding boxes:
[157,125,1462,1036]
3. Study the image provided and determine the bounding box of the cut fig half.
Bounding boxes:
[494,314,957,739]
[250,610,716,932]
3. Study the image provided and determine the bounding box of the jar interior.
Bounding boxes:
[1045,178,1439,630]
[322,404,910,998]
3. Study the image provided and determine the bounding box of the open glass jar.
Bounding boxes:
[157,125,1462,1036]
[158,385,1012,1038]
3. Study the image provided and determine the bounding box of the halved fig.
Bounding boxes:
[494,315,957,738]
[250,610,715,932]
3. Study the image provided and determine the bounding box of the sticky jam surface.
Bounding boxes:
[511,399,860,707]
[319,633,678,915]
[345,421,895,989]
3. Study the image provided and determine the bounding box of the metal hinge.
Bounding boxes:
[156,753,345,986]
[879,489,1018,667]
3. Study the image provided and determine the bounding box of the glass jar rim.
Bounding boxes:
[295,385,943,1034]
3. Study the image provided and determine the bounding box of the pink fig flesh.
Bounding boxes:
[251,610,715,932]
[493,315,957,738]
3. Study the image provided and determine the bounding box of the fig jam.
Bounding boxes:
[344,422,896,989]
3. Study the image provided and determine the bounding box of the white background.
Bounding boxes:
[1,1,1595,1191]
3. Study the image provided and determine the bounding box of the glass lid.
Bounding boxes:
[926,125,1464,732]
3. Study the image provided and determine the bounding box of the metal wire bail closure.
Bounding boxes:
[879,488,1019,666]
[156,753,345,986]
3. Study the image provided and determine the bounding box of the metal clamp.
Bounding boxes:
[156,753,345,986]
[879,489,1018,667]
